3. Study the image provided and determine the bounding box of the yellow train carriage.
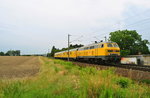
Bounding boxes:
[69,48,78,58]
[54,51,65,58]
[54,48,78,59]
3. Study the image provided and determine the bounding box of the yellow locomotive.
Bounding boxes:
[54,41,120,63]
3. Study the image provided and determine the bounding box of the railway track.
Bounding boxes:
[72,61,150,72]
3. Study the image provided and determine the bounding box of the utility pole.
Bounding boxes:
[47,49,50,57]
[104,36,107,42]
[48,49,50,53]
[68,34,71,61]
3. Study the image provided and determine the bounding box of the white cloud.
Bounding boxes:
[0,0,150,53]
[0,0,126,26]
[129,0,150,9]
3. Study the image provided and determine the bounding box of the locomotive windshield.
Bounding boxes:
[107,43,113,47]
[107,43,119,47]
[113,44,119,47]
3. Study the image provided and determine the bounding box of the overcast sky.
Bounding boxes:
[0,0,150,54]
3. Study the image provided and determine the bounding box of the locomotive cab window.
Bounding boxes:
[114,44,119,47]
[99,44,104,48]
[107,43,113,47]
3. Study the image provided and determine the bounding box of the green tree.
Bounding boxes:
[109,30,150,55]
[70,44,84,49]
[6,50,13,56]
[15,50,21,56]
[5,50,21,56]
[47,53,51,57]
[0,52,5,56]
[5,52,9,56]
[50,46,60,57]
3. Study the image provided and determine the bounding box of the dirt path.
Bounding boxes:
[0,56,40,79]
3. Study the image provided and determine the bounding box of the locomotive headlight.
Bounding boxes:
[114,50,120,52]
[108,50,113,52]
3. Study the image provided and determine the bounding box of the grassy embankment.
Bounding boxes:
[0,57,150,98]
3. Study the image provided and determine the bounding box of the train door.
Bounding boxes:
[95,45,98,56]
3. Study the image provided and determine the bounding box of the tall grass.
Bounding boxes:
[0,57,150,98]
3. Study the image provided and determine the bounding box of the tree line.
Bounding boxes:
[48,30,150,57]
[47,44,83,57]
[0,50,21,56]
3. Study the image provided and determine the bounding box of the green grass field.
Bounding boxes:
[0,57,150,98]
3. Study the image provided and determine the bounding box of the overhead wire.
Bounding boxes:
[70,35,83,43]
[69,9,150,45]
[125,17,150,27]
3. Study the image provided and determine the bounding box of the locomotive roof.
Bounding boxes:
[78,41,116,48]
[55,48,78,54]
[55,41,117,54]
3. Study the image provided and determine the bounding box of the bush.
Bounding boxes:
[116,78,131,88]
[141,79,150,85]
[121,50,130,56]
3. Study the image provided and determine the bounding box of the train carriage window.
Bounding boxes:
[90,46,94,49]
[98,44,101,48]
[94,45,98,48]
[79,48,84,50]
[84,47,89,50]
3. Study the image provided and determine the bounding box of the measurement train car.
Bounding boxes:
[54,42,121,63]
